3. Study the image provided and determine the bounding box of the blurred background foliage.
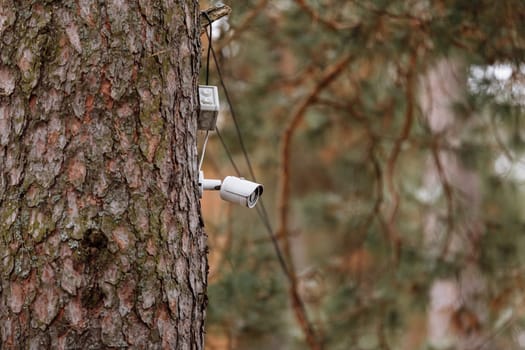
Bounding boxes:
[199,0,525,349]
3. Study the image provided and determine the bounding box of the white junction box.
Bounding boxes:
[198,85,219,130]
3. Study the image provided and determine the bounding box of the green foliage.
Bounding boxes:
[208,268,286,334]
[203,0,525,348]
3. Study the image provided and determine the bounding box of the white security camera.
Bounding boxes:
[220,176,263,208]
[199,171,263,208]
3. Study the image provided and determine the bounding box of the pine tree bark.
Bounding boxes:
[0,1,206,348]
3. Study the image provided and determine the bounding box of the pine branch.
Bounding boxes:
[200,4,232,33]
[150,5,232,57]
[277,53,352,350]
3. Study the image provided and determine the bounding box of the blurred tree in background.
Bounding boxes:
[200,0,525,349]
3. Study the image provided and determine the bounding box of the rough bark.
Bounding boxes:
[0,1,206,349]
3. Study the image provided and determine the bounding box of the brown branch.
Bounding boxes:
[466,310,519,350]
[490,114,518,163]
[290,288,322,350]
[279,52,352,267]
[378,320,391,350]
[293,0,355,31]
[384,53,417,264]
[350,0,426,24]
[367,145,385,233]
[313,96,385,243]
[431,139,455,260]
[277,53,352,350]
[215,0,269,51]
[303,97,385,255]
[200,4,232,34]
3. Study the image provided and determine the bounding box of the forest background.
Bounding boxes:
[200,0,525,349]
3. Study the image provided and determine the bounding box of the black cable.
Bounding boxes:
[255,198,274,242]
[208,44,257,182]
[204,13,212,85]
[202,11,292,281]
[217,125,292,280]
[214,127,242,176]
[216,124,291,279]
[201,17,318,343]
[206,33,275,224]
[256,206,292,279]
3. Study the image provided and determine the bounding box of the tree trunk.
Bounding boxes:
[0,1,206,349]
[421,60,489,349]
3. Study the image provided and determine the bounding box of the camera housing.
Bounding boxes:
[220,176,263,208]
[199,171,263,208]
[198,85,220,130]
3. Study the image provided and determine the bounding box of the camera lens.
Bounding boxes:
[247,191,258,208]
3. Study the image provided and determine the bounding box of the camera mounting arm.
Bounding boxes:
[199,171,222,194]
[198,171,263,208]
